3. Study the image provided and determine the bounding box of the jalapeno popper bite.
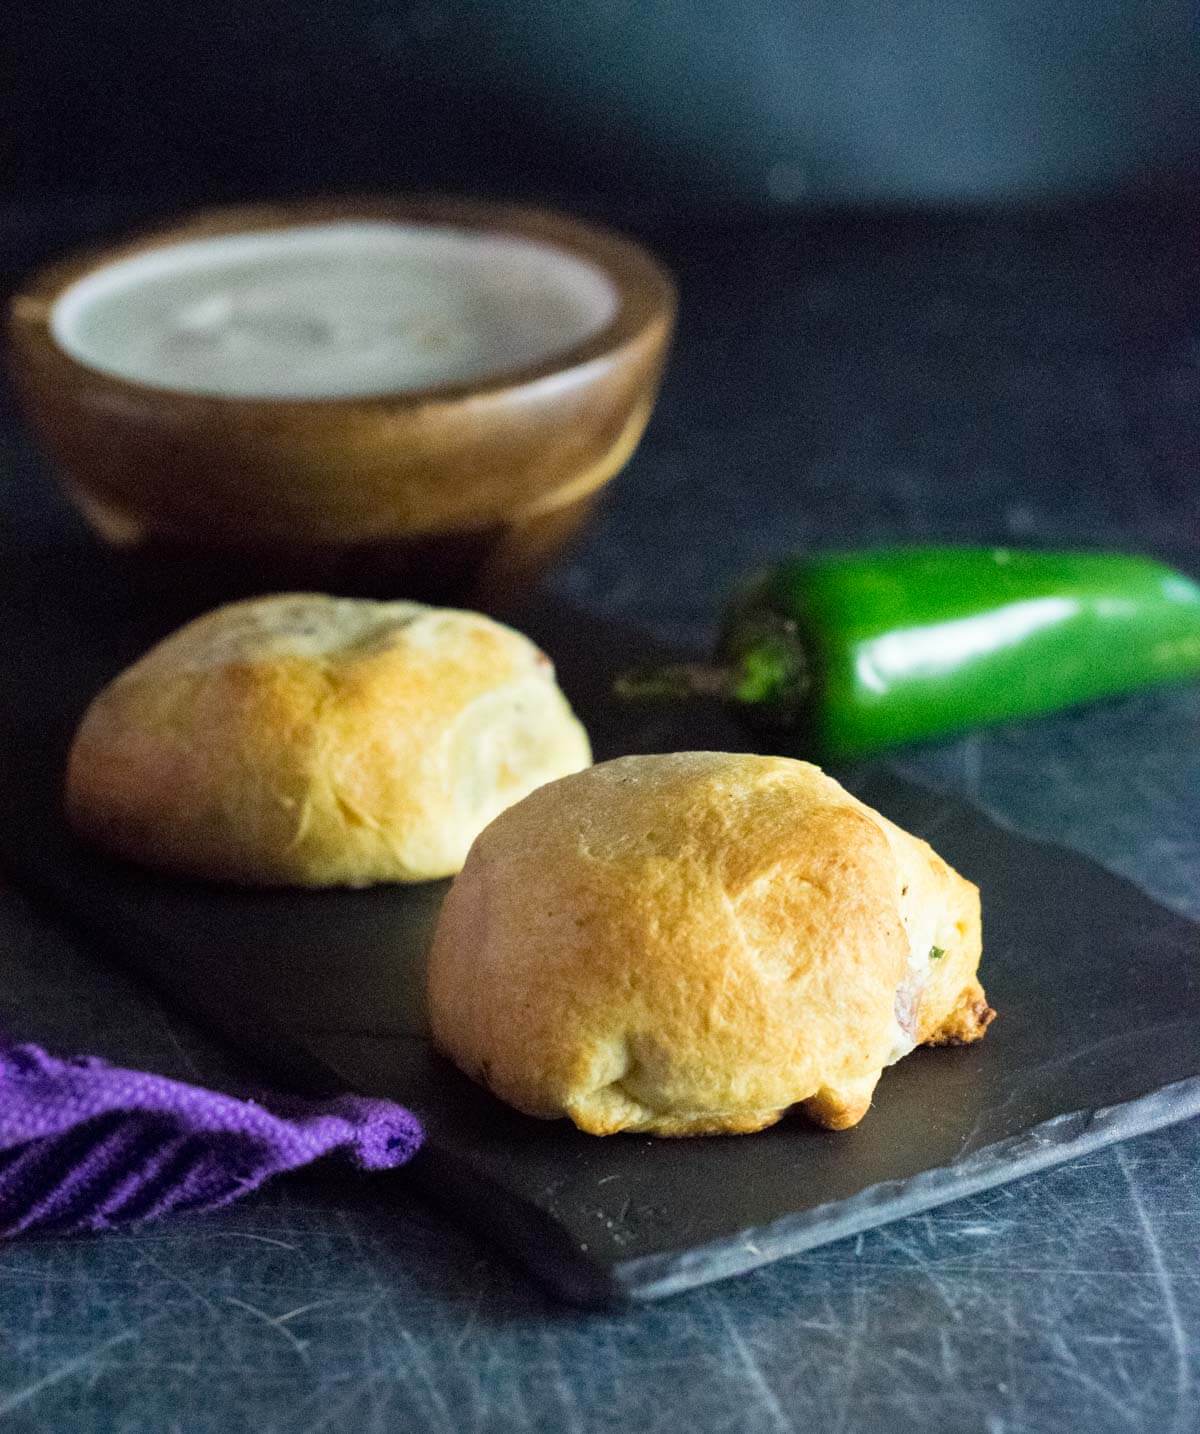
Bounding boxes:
[66,594,591,886]
[429,752,992,1136]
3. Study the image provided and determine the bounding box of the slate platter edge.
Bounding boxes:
[590,1075,1200,1305]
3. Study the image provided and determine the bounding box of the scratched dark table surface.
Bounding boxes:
[2,190,1199,1433]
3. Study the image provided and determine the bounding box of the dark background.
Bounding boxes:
[6,0,1200,228]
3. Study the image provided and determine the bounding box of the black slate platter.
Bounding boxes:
[0,534,1198,1307]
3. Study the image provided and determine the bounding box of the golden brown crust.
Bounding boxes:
[923,981,997,1046]
[65,594,591,886]
[428,752,991,1136]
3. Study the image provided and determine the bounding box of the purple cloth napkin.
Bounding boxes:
[0,1039,423,1236]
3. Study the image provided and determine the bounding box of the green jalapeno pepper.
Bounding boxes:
[617,547,1200,760]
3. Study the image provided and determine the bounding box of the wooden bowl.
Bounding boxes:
[8,198,675,602]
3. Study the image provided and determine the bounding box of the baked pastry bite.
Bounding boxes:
[66,594,590,886]
[428,752,992,1135]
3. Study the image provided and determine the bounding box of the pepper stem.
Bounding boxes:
[613,661,732,703]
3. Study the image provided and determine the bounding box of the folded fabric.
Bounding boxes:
[0,1038,423,1236]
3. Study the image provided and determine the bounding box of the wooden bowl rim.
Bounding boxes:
[8,195,677,414]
